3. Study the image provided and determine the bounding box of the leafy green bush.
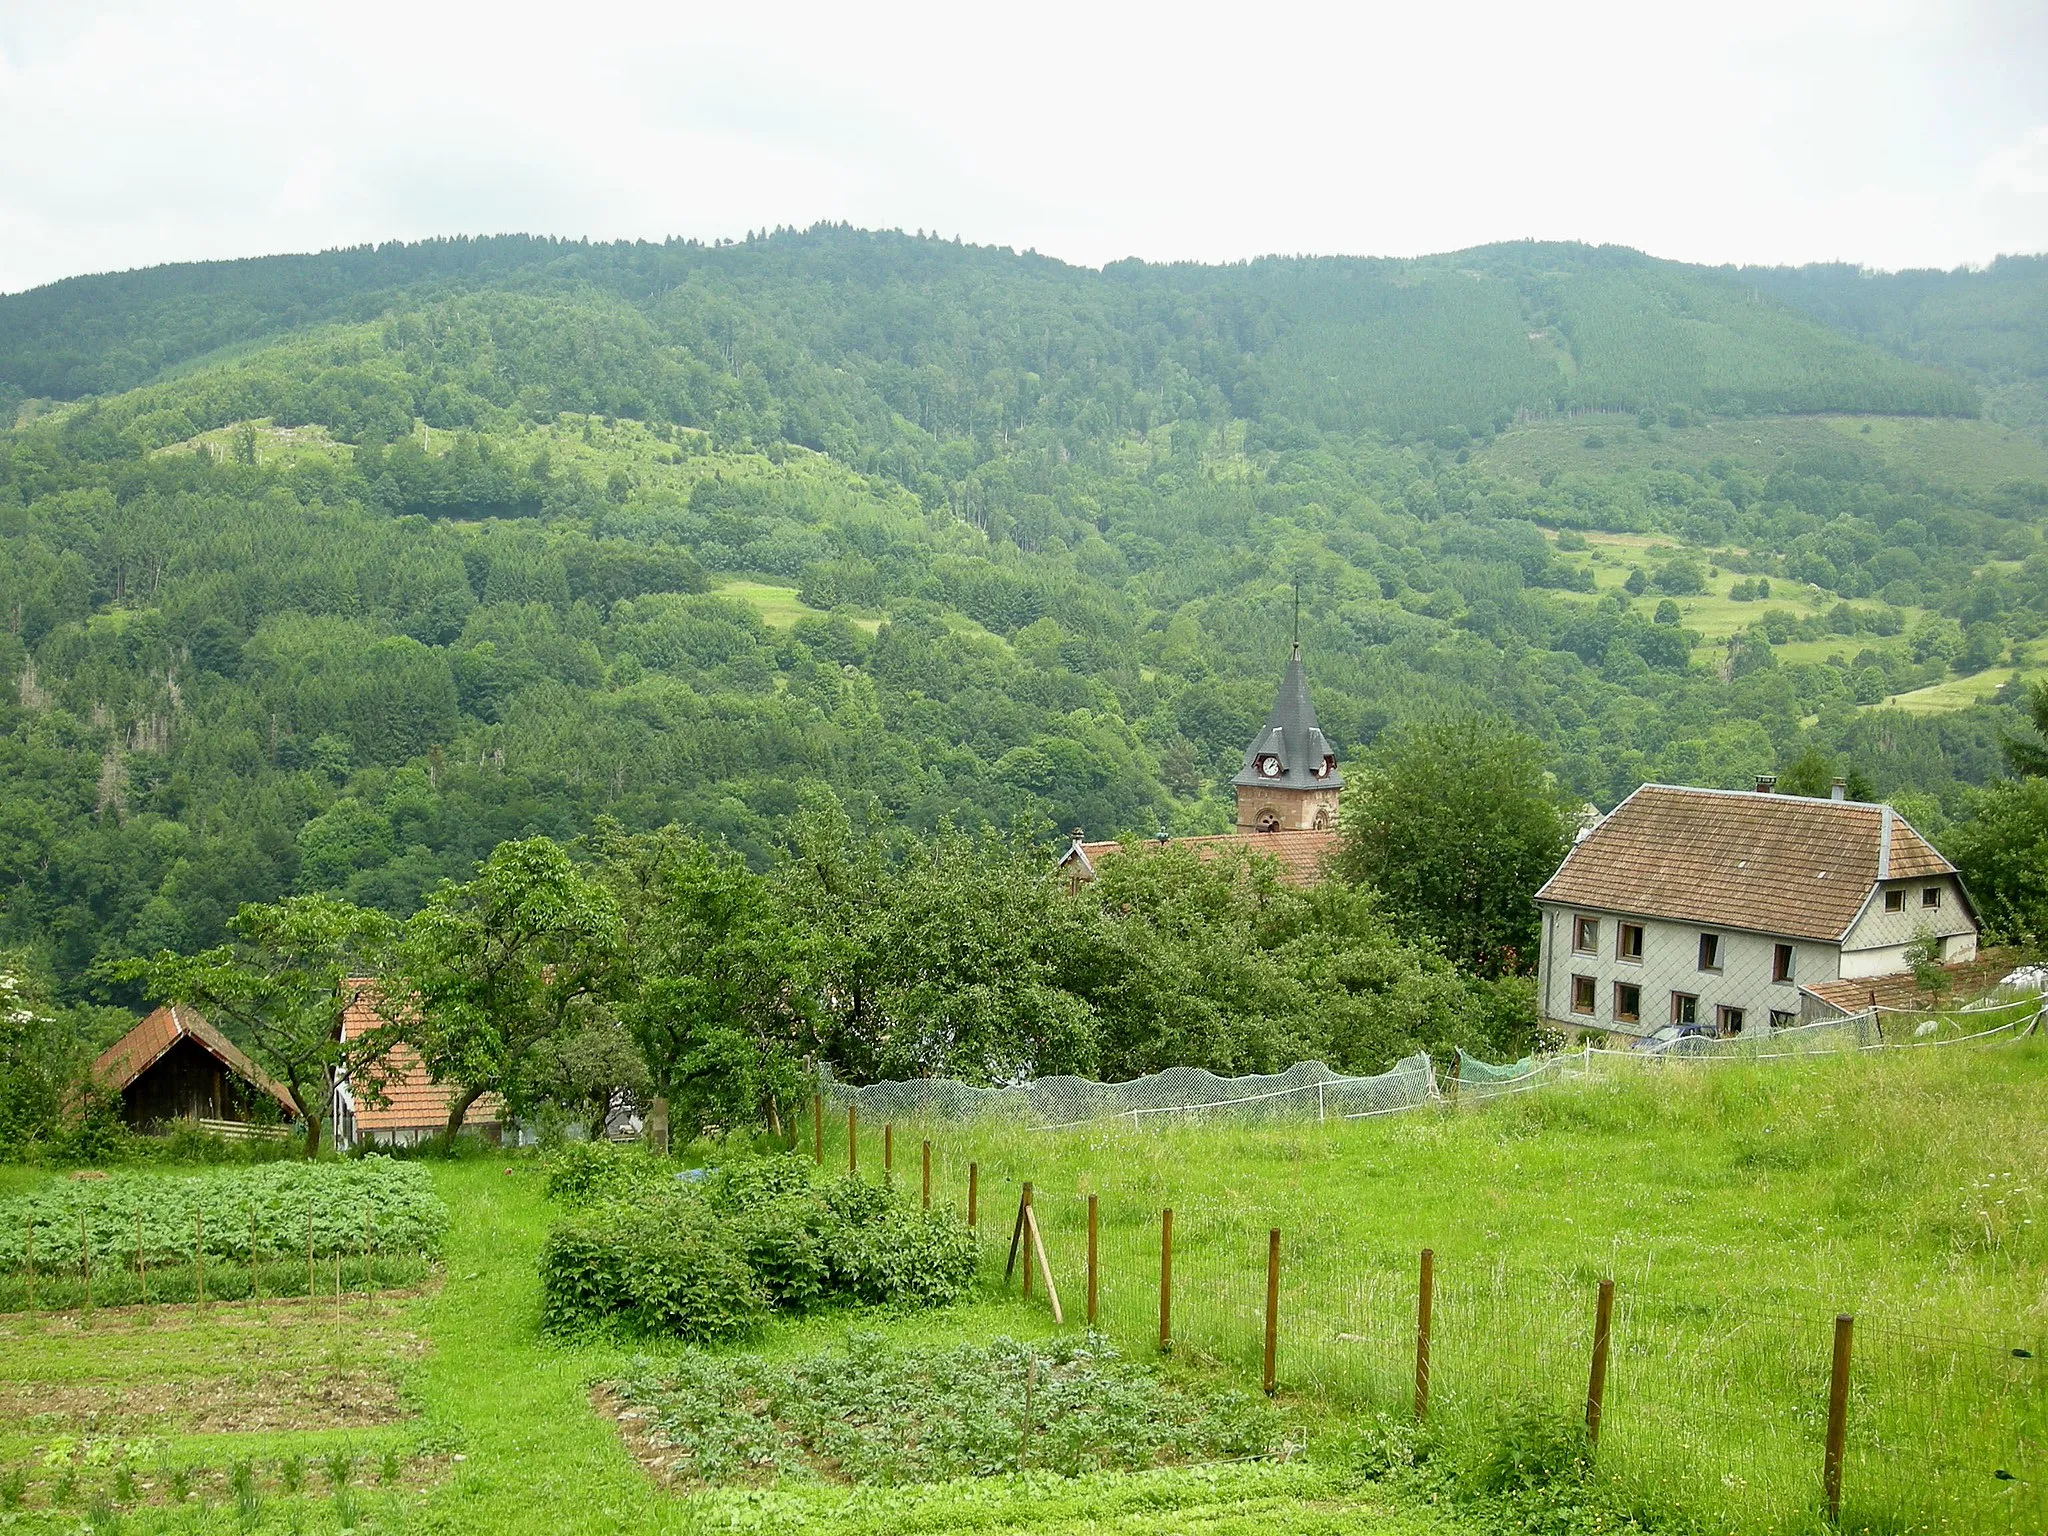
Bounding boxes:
[610,1333,1280,1485]
[539,1203,764,1342]
[541,1139,677,1205]
[537,1153,977,1337]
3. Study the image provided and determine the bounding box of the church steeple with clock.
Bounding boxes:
[1231,642,1343,833]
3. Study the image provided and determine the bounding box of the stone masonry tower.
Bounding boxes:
[1232,642,1343,832]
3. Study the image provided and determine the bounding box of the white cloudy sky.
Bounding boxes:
[1,0,2045,293]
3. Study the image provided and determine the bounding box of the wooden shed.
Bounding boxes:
[93,1003,299,1133]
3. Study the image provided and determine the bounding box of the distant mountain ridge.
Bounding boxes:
[0,230,2010,447]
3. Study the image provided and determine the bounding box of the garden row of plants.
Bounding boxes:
[0,1159,447,1295]
[537,1142,977,1341]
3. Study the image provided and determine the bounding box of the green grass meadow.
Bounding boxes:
[1,1035,2043,1533]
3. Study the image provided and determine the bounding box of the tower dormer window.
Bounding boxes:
[1258,755,1282,778]
[1315,755,1334,779]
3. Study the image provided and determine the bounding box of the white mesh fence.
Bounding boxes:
[818,1053,1438,1130]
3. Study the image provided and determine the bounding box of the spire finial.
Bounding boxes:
[1292,579,1301,653]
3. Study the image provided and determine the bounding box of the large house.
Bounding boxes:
[1534,779,1978,1038]
[1058,642,1344,886]
[331,981,503,1148]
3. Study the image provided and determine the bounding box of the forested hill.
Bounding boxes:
[0,233,1987,436]
[2,226,2045,998]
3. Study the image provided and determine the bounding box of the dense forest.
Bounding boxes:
[2,227,2045,1012]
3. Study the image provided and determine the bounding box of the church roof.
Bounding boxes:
[1058,829,1340,888]
[1231,643,1342,792]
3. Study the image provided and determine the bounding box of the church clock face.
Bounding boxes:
[1259,755,1281,778]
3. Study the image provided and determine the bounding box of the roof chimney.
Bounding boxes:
[1830,777,1847,801]
[1755,774,1777,794]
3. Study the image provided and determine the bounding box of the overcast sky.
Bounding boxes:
[2,0,2045,294]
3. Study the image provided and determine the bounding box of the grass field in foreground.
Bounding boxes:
[2,1036,2041,1534]
[868,1035,2048,1534]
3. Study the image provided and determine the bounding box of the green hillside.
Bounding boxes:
[0,229,2044,996]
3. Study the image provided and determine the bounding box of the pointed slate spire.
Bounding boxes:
[1232,641,1342,792]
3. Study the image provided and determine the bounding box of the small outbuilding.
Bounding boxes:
[93,1003,299,1133]
[332,982,503,1148]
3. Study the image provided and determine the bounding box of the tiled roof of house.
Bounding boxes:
[92,1003,299,1117]
[1800,949,2020,1016]
[340,982,501,1133]
[1535,785,1958,942]
[1060,829,1340,888]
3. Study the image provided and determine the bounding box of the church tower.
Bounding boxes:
[1232,642,1343,833]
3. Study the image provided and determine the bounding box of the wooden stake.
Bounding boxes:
[921,1141,931,1211]
[1158,1208,1174,1352]
[361,1211,372,1313]
[968,1163,978,1227]
[1025,1204,1063,1324]
[1263,1228,1281,1396]
[1414,1248,1434,1420]
[194,1213,204,1307]
[135,1209,146,1304]
[80,1211,91,1313]
[24,1218,34,1313]
[306,1204,315,1305]
[1006,1183,1032,1285]
[884,1123,893,1177]
[250,1207,261,1306]
[1824,1314,1854,1524]
[847,1104,857,1173]
[1585,1278,1614,1447]
[813,1094,824,1165]
[1085,1195,1098,1325]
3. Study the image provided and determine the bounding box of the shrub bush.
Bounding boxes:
[538,1153,978,1337]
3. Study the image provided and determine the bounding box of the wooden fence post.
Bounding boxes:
[80,1211,91,1313]
[1024,1203,1063,1324]
[1585,1278,1614,1447]
[305,1205,315,1305]
[24,1218,34,1313]
[884,1123,893,1178]
[813,1094,824,1165]
[847,1105,857,1173]
[1086,1195,1098,1325]
[1263,1228,1281,1396]
[135,1209,146,1304]
[1824,1314,1854,1524]
[1006,1183,1032,1287]
[361,1211,372,1313]
[921,1141,931,1211]
[1414,1247,1434,1419]
[250,1207,261,1307]
[1158,1208,1174,1353]
[334,1252,342,1324]
[968,1162,978,1227]
[194,1213,204,1307]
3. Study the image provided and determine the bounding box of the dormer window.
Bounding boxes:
[1314,755,1334,779]
[1258,755,1283,778]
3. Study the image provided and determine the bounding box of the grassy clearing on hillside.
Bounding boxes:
[1480,413,2048,494]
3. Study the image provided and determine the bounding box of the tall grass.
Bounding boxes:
[847,1038,2047,1533]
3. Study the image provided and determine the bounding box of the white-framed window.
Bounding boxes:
[1884,888,1906,914]
[1573,916,1599,955]
[1697,933,1721,972]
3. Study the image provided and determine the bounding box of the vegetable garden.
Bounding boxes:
[0,1159,446,1310]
